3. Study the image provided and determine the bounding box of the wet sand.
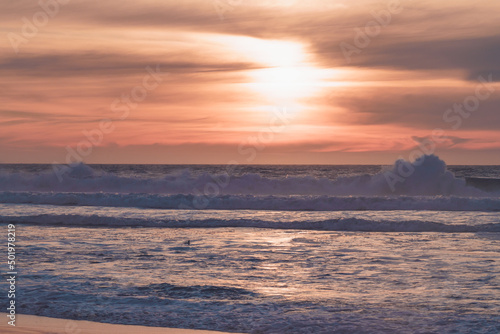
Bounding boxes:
[0,313,239,334]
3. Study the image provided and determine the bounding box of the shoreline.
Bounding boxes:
[0,313,240,334]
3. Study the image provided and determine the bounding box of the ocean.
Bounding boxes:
[1,155,499,333]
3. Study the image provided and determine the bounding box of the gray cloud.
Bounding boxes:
[344,36,500,81]
[4,0,500,80]
[412,135,471,148]
[323,88,500,131]
[0,52,258,78]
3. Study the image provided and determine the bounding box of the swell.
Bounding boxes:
[2,214,499,232]
[1,192,500,211]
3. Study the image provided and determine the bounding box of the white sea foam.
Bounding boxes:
[0,155,495,197]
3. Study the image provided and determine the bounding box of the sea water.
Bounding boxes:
[0,155,499,333]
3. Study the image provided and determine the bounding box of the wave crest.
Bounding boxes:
[0,155,493,197]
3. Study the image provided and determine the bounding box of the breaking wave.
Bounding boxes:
[0,155,496,197]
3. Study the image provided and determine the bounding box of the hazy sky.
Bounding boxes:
[1,0,500,164]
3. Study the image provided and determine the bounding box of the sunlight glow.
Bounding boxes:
[247,66,328,104]
[215,36,331,109]
[217,36,305,67]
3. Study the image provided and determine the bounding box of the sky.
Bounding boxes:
[1,0,500,164]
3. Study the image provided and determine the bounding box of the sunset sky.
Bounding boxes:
[1,0,500,164]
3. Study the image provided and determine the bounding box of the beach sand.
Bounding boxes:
[0,313,239,334]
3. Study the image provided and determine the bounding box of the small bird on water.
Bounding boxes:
[183,240,191,245]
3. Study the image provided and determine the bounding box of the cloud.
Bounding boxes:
[0,52,257,78]
[412,135,471,148]
[343,36,500,81]
[1,0,499,163]
[4,0,500,78]
[322,87,500,131]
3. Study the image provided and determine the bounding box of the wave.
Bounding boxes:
[1,192,500,211]
[2,213,499,232]
[465,177,500,192]
[134,283,257,300]
[0,155,497,197]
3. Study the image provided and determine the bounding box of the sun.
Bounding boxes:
[204,34,343,130]
[247,65,325,105]
[212,35,328,108]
